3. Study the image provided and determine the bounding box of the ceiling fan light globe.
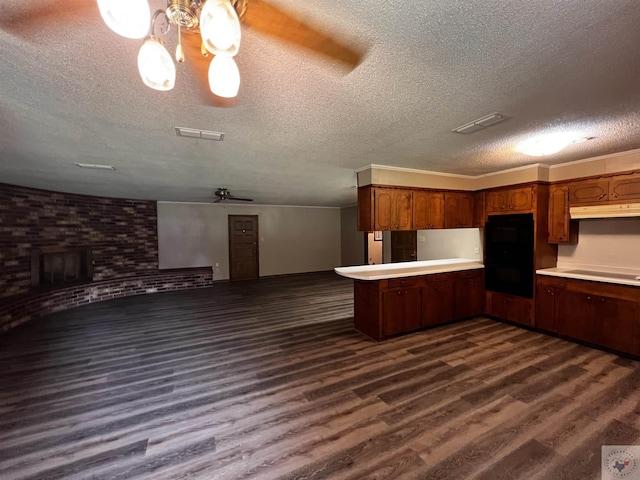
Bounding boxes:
[515,132,581,156]
[200,0,241,57]
[208,56,240,98]
[138,37,176,91]
[97,0,151,39]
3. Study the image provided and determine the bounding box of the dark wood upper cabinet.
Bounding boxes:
[609,174,640,202]
[413,191,445,229]
[473,191,485,228]
[486,186,533,214]
[547,184,578,244]
[374,188,413,231]
[568,178,609,205]
[444,192,474,228]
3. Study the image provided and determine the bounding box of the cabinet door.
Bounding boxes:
[593,296,638,355]
[535,282,558,332]
[459,193,474,227]
[414,191,445,230]
[445,192,474,228]
[382,287,422,336]
[413,190,430,230]
[423,278,455,326]
[473,191,485,227]
[486,292,532,326]
[609,175,640,203]
[568,179,609,205]
[428,192,446,229]
[374,188,394,230]
[486,190,509,213]
[556,290,596,343]
[507,187,533,212]
[454,272,484,319]
[393,190,414,230]
[548,185,571,243]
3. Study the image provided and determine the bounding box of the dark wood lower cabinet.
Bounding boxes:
[536,275,640,357]
[382,287,422,336]
[454,270,484,320]
[485,291,533,327]
[352,269,484,340]
[423,275,455,327]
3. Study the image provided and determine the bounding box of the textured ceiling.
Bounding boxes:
[1,0,640,207]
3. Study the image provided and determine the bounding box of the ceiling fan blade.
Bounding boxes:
[228,196,254,202]
[242,0,364,69]
[0,0,98,39]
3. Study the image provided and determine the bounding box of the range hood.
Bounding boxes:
[570,203,640,219]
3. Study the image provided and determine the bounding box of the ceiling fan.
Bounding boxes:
[214,187,253,202]
[1,0,364,98]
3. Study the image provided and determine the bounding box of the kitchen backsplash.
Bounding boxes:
[557,218,640,269]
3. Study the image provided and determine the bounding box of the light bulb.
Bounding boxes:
[138,37,176,91]
[208,56,240,98]
[98,0,150,39]
[200,0,241,57]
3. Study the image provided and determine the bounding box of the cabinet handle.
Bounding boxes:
[586,295,592,302]
[598,193,607,200]
[509,205,515,209]
[600,297,606,303]
[546,288,554,296]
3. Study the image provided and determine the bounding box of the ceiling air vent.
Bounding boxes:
[453,112,507,134]
[74,163,116,170]
[175,127,225,141]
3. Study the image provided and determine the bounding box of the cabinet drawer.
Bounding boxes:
[387,277,421,289]
[426,273,454,283]
[458,269,483,279]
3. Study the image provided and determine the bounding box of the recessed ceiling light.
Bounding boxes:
[515,133,592,156]
[175,127,225,141]
[74,163,116,170]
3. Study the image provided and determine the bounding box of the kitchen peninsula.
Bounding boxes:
[335,258,484,340]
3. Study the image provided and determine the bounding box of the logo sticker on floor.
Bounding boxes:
[603,446,640,479]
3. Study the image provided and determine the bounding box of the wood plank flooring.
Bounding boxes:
[1,271,640,479]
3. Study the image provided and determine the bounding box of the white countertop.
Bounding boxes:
[537,264,640,287]
[335,258,484,281]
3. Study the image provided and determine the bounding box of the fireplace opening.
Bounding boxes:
[31,249,93,287]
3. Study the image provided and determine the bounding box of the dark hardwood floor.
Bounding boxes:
[1,271,639,479]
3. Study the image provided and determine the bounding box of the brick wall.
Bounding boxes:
[0,183,214,332]
[0,268,214,332]
[0,183,158,298]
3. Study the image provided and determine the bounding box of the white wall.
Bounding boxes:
[417,228,483,261]
[382,228,483,262]
[158,202,341,280]
[558,219,640,270]
[340,206,365,266]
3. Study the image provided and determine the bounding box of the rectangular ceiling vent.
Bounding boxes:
[453,112,507,134]
[74,163,116,170]
[175,127,225,141]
